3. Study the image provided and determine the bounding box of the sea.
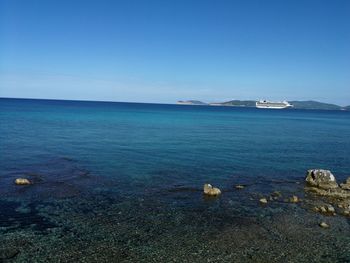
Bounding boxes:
[1,98,350,262]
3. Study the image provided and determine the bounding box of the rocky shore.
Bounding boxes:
[204,169,350,226]
[304,169,350,218]
[1,164,350,262]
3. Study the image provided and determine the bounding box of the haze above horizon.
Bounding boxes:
[1,0,349,105]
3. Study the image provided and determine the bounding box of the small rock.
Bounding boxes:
[326,205,335,213]
[320,206,327,213]
[259,198,268,204]
[203,184,221,196]
[315,205,336,215]
[289,195,299,203]
[319,222,329,228]
[235,185,245,190]
[14,178,31,185]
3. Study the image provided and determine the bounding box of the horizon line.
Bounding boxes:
[1,96,349,107]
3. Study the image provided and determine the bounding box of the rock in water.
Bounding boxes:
[305,169,338,189]
[305,169,350,202]
[326,205,336,213]
[259,198,268,204]
[14,178,31,185]
[319,222,329,228]
[320,206,327,213]
[289,195,299,203]
[314,205,336,215]
[203,184,221,196]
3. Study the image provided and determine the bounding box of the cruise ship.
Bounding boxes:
[256,100,293,109]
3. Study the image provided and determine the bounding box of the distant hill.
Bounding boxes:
[177,100,207,105]
[177,99,347,110]
[289,100,341,110]
[213,100,256,107]
[216,100,342,110]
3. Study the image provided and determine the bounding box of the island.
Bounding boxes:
[177,99,349,111]
[176,100,208,105]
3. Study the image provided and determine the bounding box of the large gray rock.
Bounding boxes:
[305,170,350,217]
[305,169,338,189]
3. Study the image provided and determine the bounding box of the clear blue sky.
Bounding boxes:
[1,0,349,105]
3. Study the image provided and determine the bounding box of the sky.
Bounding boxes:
[0,0,349,105]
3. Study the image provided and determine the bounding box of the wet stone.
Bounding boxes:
[327,205,335,213]
[289,195,299,203]
[259,198,268,204]
[203,184,221,196]
[14,178,31,185]
[319,222,329,228]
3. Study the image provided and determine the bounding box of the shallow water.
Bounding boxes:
[1,98,350,262]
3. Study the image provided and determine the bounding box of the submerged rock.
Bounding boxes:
[271,191,282,198]
[0,248,19,260]
[14,178,31,185]
[305,169,338,189]
[270,191,282,200]
[203,184,221,196]
[336,200,350,216]
[306,187,350,199]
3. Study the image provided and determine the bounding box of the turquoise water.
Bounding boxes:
[1,98,350,262]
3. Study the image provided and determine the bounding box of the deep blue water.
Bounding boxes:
[1,98,350,185]
[1,98,350,262]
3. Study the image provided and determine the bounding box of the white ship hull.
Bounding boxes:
[256,100,293,109]
[256,105,289,109]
